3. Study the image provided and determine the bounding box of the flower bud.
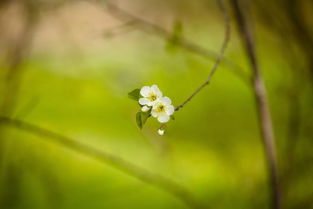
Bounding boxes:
[157,129,165,135]
[141,106,150,112]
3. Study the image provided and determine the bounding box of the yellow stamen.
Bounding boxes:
[157,105,165,112]
[149,94,157,101]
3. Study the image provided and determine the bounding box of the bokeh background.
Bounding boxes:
[0,0,312,209]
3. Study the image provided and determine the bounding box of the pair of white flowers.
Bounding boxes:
[139,85,174,123]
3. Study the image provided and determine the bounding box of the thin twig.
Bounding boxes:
[96,0,247,83]
[229,1,281,209]
[0,116,206,209]
[175,0,231,111]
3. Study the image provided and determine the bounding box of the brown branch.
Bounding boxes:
[0,0,38,116]
[0,116,206,209]
[97,0,247,84]
[229,1,281,209]
[0,2,40,206]
[175,0,231,111]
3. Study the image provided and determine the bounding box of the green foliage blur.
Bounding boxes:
[0,0,312,209]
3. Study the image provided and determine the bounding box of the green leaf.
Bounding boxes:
[136,111,150,129]
[170,115,175,120]
[128,89,140,101]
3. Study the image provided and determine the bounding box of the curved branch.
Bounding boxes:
[0,116,205,209]
[175,0,231,111]
[99,0,247,83]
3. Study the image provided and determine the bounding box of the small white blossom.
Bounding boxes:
[141,105,150,112]
[139,85,162,107]
[158,129,165,135]
[151,97,174,123]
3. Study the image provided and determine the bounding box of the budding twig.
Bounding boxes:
[175,0,231,111]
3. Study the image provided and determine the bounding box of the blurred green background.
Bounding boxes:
[0,0,312,209]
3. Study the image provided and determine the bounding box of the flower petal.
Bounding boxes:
[151,109,158,118]
[141,106,150,112]
[140,86,151,97]
[158,115,170,123]
[151,85,162,97]
[166,104,174,115]
[152,101,161,110]
[139,98,149,105]
[160,96,171,105]
[146,101,155,107]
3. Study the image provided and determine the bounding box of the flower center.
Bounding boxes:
[156,104,165,112]
[148,93,157,101]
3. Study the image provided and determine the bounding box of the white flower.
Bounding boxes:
[157,129,165,135]
[151,97,174,123]
[141,106,150,112]
[139,85,162,107]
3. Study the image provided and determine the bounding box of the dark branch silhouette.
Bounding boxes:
[0,116,206,209]
[0,1,40,207]
[229,1,281,209]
